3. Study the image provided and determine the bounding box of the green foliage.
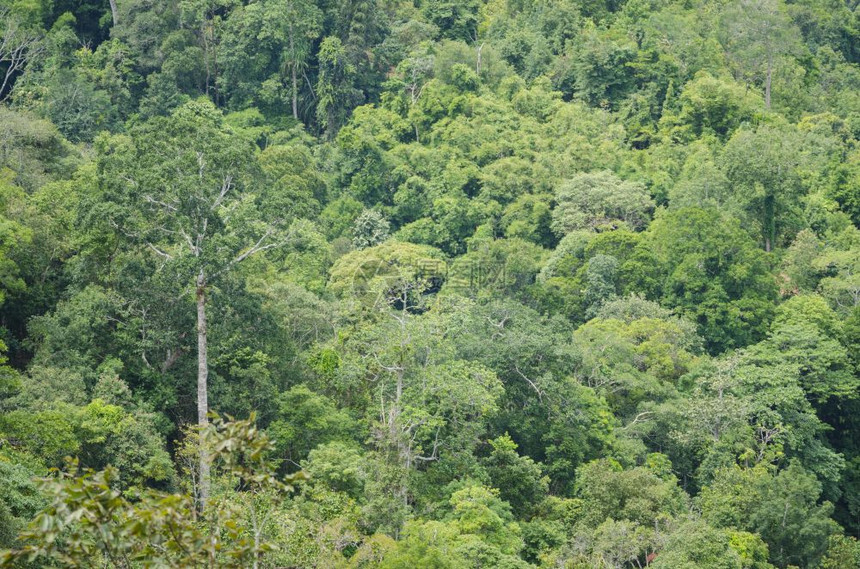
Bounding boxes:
[674,72,763,139]
[574,458,688,529]
[4,0,860,566]
[700,463,838,568]
[0,396,172,488]
[650,519,774,569]
[560,24,636,107]
[719,0,803,111]
[328,239,446,310]
[647,207,777,353]
[268,385,355,468]
[0,453,43,549]
[353,210,391,250]
[743,296,858,404]
[317,36,363,137]
[551,170,654,235]
[481,434,549,517]
[0,415,305,568]
[219,0,322,117]
[817,534,860,569]
[377,485,528,568]
[0,108,77,191]
[720,123,828,251]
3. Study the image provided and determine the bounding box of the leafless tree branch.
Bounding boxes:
[0,9,43,102]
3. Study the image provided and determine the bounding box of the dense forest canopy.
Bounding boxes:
[2,0,860,567]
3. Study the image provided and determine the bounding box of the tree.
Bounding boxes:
[743,295,859,404]
[0,7,43,102]
[7,15,135,142]
[327,240,446,310]
[92,100,296,510]
[0,107,77,191]
[817,535,860,569]
[557,24,636,107]
[551,170,654,236]
[720,124,812,251]
[815,227,860,314]
[720,0,802,109]
[650,519,774,569]
[0,337,17,403]
[377,485,528,569]
[352,209,391,250]
[218,0,322,118]
[751,463,837,567]
[0,455,43,550]
[278,0,323,119]
[267,385,355,469]
[316,36,363,137]
[338,0,387,91]
[179,0,236,102]
[828,149,860,228]
[560,458,688,567]
[673,72,764,139]
[702,463,837,568]
[647,207,777,352]
[108,0,118,26]
[37,69,118,142]
[421,0,480,41]
[583,254,619,317]
[320,292,504,529]
[574,459,689,528]
[0,179,27,316]
[0,415,305,569]
[782,229,823,293]
[481,434,549,517]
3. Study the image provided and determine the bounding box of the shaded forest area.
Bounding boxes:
[2,0,860,567]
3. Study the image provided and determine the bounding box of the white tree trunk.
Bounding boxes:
[108,0,118,26]
[196,269,210,511]
[289,24,298,119]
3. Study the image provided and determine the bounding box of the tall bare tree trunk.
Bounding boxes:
[765,51,772,110]
[203,25,211,97]
[289,24,298,119]
[108,0,118,26]
[291,64,298,119]
[196,269,210,511]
